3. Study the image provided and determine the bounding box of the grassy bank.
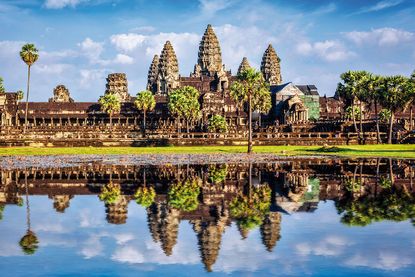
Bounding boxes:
[0,145,414,158]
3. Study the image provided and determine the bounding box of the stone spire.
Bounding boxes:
[156,41,180,95]
[49,85,74,103]
[105,196,129,225]
[105,73,131,102]
[50,195,73,213]
[260,211,281,252]
[237,57,251,75]
[260,44,282,85]
[147,54,159,93]
[197,24,223,76]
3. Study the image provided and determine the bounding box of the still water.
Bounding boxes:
[0,159,415,276]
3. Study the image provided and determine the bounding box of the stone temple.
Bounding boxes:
[0,24,414,146]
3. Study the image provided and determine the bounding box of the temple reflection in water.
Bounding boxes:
[1,159,414,272]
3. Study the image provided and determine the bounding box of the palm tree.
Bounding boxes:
[20,44,39,133]
[98,93,121,128]
[363,73,382,143]
[230,68,271,153]
[0,76,5,93]
[379,75,414,144]
[135,90,156,137]
[20,170,39,255]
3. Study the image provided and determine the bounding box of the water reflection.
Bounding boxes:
[0,158,414,275]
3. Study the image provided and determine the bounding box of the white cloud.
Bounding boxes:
[311,3,337,15]
[80,233,106,259]
[112,246,145,263]
[44,0,83,9]
[110,33,146,52]
[198,0,237,16]
[295,235,350,257]
[345,252,412,271]
[296,40,355,62]
[344,27,414,46]
[80,68,107,88]
[355,0,403,14]
[78,37,104,63]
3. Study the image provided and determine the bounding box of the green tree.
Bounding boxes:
[168,86,201,133]
[208,115,228,133]
[378,76,414,144]
[98,93,121,127]
[208,164,227,183]
[134,187,156,208]
[230,68,271,153]
[20,44,39,133]
[363,73,382,143]
[99,182,121,205]
[135,90,156,136]
[167,178,200,212]
[345,106,361,121]
[0,77,5,93]
[16,90,24,102]
[379,109,391,123]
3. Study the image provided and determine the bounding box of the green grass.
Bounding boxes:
[0,144,414,158]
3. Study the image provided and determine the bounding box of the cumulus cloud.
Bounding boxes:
[198,0,237,16]
[78,37,105,63]
[44,0,84,9]
[296,40,355,62]
[345,252,412,271]
[295,235,350,257]
[344,27,414,46]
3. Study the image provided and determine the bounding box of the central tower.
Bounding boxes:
[196,24,223,77]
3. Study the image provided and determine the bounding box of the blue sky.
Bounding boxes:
[0,0,414,101]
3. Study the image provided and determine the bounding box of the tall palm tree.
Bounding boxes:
[20,44,39,133]
[363,73,382,143]
[230,68,271,153]
[135,90,156,137]
[0,76,5,93]
[379,75,414,144]
[98,93,121,128]
[168,86,201,133]
[19,170,39,255]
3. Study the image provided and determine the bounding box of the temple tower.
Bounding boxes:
[237,57,251,75]
[196,24,223,77]
[260,44,282,85]
[147,55,159,93]
[48,85,74,103]
[260,211,281,252]
[105,196,129,224]
[50,195,73,213]
[105,73,131,102]
[156,41,180,95]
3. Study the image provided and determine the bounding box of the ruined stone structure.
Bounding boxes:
[105,73,131,102]
[0,24,414,146]
[49,85,74,103]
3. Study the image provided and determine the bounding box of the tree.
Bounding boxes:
[168,86,201,133]
[0,77,5,93]
[167,178,201,212]
[208,115,228,133]
[135,90,156,136]
[20,44,39,133]
[363,74,382,143]
[98,93,121,127]
[379,75,414,144]
[134,187,156,208]
[99,182,121,205]
[230,68,271,153]
[17,90,24,102]
[336,71,368,142]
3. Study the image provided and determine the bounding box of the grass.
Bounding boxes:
[0,144,414,158]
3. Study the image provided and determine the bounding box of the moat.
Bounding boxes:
[0,157,414,276]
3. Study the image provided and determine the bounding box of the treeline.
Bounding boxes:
[336,70,415,144]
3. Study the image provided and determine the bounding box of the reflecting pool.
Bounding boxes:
[1,158,415,276]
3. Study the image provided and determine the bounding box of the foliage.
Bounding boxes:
[17,90,24,101]
[378,109,391,123]
[19,230,39,255]
[379,176,392,189]
[99,182,121,204]
[20,44,39,66]
[344,179,361,193]
[168,178,200,212]
[336,187,415,227]
[168,86,201,130]
[345,106,361,120]
[230,68,271,113]
[0,204,4,221]
[208,115,228,133]
[378,75,414,114]
[208,164,227,183]
[99,93,121,117]
[135,90,156,113]
[134,187,156,208]
[0,77,4,93]
[230,185,271,230]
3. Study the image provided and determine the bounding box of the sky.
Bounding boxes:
[0,0,414,101]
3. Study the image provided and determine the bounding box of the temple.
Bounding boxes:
[0,24,414,146]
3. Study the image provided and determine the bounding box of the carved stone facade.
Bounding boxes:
[155,41,180,95]
[49,85,74,103]
[261,44,282,85]
[147,55,159,92]
[105,73,131,102]
[196,24,223,77]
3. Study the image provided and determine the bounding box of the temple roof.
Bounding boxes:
[237,57,251,75]
[261,44,282,85]
[158,41,179,79]
[197,24,222,76]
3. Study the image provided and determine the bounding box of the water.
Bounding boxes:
[0,159,415,276]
